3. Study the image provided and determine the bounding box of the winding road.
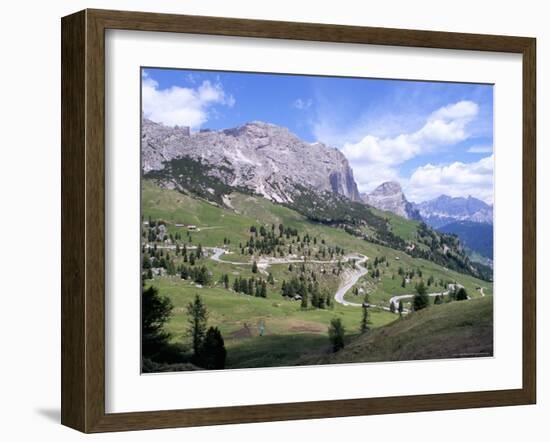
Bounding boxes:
[207,247,473,314]
[333,255,369,306]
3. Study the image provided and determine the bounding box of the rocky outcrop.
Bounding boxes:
[141,118,360,203]
[361,181,422,220]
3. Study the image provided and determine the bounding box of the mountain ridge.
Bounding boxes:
[142,118,360,203]
[413,195,493,228]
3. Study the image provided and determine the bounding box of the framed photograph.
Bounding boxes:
[61,9,536,433]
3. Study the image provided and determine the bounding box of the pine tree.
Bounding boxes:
[252,260,258,274]
[223,274,229,289]
[360,304,369,333]
[413,280,429,311]
[398,300,404,317]
[300,291,308,309]
[186,294,208,359]
[325,291,332,309]
[141,287,174,357]
[200,327,226,370]
[310,282,320,308]
[456,287,468,301]
[329,318,345,352]
[260,280,267,298]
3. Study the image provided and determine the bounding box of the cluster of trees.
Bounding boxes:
[412,280,469,312]
[180,265,211,285]
[414,222,492,281]
[142,246,177,279]
[174,243,202,261]
[186,294,226,369]
[143,217,191,244]
[142,242,207,281]
[232,276,267,298]
[397,266,423,279]
[372,256,388,267]
[143,218,167,243]
[239,223,299,256]
[239,223,343,261]
[142,288,226,370]
[281,278,332,309]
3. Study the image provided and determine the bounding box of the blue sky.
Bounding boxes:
[142,67,494,203]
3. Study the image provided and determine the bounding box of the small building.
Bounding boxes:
[175,223,184,227]
[187,224,197,230]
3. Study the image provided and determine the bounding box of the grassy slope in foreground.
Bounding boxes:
[311,296,493,365]
[149,278,396,369]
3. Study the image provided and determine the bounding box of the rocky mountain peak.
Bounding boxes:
[370,181,403,195]
[141,118,360,203]
[361,181,422,220]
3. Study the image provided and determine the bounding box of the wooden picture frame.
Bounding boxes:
[61,9,536,433]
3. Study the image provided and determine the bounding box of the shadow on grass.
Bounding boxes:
[226,333,330,369]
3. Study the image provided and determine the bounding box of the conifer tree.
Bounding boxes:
[329,318,345,352]
[186,294,208,359]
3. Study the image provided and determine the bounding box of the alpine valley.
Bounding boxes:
[141,118,494,372]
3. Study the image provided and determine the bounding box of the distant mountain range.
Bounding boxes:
[413,195,493,228]
[359,184,494,262]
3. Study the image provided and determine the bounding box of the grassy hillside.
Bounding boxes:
[311,296,493,365]
[147,277,396,369]
[146,155,491,281]
[141,179,493,369]
[438,221,494,259]
[143,180,493,305]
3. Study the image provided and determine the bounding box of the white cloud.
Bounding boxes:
[353,164,401,194]
[405,155,494,204]
[467,144,493,153]
[340,101,480,193]
[293,98,313,110]
[142,76,234,128]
